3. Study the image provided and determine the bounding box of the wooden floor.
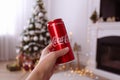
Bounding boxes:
[0,61,30,80]
[0,61,109,80]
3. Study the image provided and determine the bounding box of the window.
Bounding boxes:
[0,0,17,35]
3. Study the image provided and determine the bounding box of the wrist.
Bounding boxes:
[34,62,47,80]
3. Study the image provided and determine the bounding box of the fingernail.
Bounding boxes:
[64,47,69,51]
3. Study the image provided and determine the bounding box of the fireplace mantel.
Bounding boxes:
[88,22,120,43]
[91,22,120,29]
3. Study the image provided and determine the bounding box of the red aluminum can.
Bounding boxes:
[47,18,74,64]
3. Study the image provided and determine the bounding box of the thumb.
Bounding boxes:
[54,47,69,58]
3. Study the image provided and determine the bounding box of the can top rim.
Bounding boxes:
[48,18,62,24]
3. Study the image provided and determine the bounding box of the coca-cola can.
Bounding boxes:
[47,18,74,64]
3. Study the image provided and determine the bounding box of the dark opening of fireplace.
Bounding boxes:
[96,36,120,75]
[100,0,120,21]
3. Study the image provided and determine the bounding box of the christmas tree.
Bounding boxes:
[8,0,50,71]
[18,0,50,56]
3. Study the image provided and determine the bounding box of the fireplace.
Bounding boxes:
[87,23,120,80]
[88,0,120,79]
[97,36,120,75]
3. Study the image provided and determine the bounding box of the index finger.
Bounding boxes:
[52,47,69,58]
[42,43,53,54]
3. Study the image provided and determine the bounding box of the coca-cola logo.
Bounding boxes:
[52,35,69,47]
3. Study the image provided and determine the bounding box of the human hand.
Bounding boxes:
[26,43,69,80]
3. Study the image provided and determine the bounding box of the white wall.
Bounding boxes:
[48,0,89,55]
